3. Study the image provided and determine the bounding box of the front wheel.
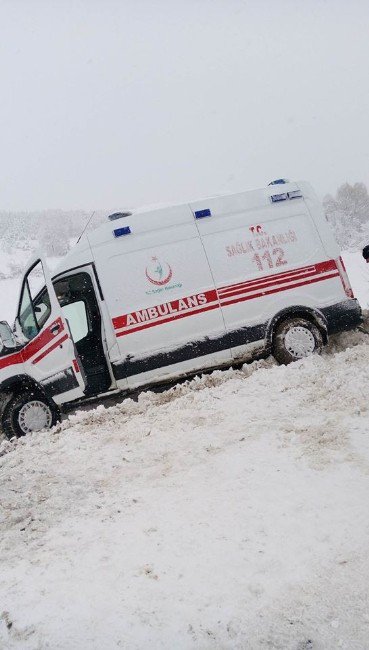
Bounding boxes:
[2,391,60,439]
[272,317,324,365]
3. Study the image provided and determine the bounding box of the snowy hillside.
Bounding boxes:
[0,209,105,323]
[0,251,74,324]
[1,245,369,648]
[1,330,369,648]
[2,0,369,646]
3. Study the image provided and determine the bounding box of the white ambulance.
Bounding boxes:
[0,180,361,438]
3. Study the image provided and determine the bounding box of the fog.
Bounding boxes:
[1,0,368,211]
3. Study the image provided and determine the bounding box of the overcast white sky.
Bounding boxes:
[1,0,369,211]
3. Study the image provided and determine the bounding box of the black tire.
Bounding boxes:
[2,391,60,439]
[272,317,324,365]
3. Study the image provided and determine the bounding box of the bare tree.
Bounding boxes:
[37,219,71,257]
[323,182,369,249]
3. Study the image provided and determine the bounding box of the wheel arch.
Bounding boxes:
[0,374,58,414]
[1,374,47,396]
[0,375,60,437]
[265,306,329,348]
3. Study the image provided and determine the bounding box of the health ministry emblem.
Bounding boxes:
[145,257,173,286]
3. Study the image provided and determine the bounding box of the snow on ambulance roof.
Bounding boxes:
[111,179,311,230]
[131,179,310,219]
[52,180,313,277]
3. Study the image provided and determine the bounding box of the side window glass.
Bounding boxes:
[62,301,89,343]
[33,289,51,330]
[19,282,38,341]
[18,261,52,341]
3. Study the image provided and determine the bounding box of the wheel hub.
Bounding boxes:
[284,326,315,359]
[18,400,53,434]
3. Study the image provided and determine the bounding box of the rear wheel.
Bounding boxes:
[272,317,323,365]
[2,391,59,439]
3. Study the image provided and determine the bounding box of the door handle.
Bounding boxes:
[50,323,61,335]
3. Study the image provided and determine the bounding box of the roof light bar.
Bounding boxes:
[194,208,211,219]
[114,226,131,237]
[287,190,303,199]
[271,193,288,203]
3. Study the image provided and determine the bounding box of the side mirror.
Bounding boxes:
[363,245,369,263]
[0,321,17,352]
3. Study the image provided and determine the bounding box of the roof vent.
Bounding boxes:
[108,211,132,221]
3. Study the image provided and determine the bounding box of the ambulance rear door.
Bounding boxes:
[191,185,329,360]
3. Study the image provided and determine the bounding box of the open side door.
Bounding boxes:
[16,256,86,404]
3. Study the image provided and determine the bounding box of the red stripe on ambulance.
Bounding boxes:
[218,260,337,299]
[0,350,24,370]
[31,333,69,365]
[113,290,218,335]
[22,318,65,362]
[219,272,339,309]
[0,318,66,370]
[112,260,341,337]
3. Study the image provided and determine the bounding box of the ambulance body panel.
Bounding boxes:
[89,215,231,388]
[0,180,362,437]
[190,182,344,361]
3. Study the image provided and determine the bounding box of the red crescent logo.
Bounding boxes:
[145,264,173,286]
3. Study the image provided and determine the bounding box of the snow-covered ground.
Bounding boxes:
[1,249,369,649]
[1,333,369,649]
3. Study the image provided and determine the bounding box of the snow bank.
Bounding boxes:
[1,339,369,648]
[1,246,369,648]
[0,253,66,323]
[0,277,21,323]
[342,250,369,309]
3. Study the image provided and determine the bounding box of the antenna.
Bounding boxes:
[77,210,95,243]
